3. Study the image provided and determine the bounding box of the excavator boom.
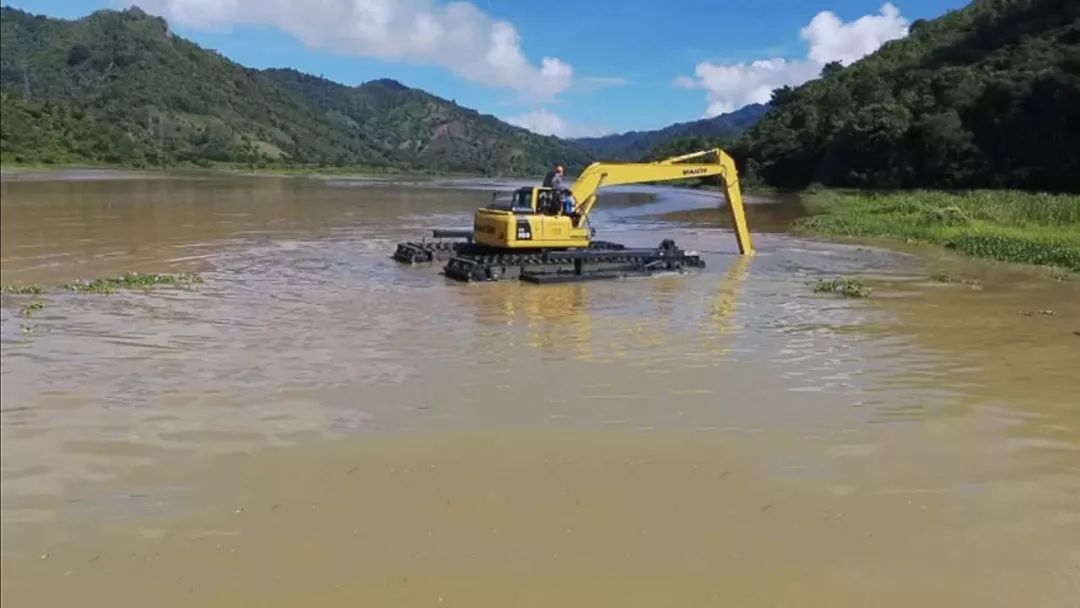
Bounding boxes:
[569,148,752,254]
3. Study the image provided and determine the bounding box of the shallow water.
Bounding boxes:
[1,172,1078,607]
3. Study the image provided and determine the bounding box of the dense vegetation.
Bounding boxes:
[575,104,766,160]
[740,0,1080,192]
[798,190,1080,269]
[0,6,589,174]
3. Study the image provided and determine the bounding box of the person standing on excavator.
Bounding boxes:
[542,163,575,215]
[543,163,565,190]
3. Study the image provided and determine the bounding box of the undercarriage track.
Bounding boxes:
[393,231,705,283]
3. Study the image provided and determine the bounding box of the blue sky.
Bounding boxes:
[7,0,968,136]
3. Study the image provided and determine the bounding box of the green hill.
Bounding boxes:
[0,6,590,174]
[740,0,1080,192]
[574,103,768,160]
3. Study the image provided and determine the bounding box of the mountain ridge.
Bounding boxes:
[573,104,769,160]
[0,5,591,174]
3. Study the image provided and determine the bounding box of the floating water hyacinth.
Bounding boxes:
[812,278,872,298]
[1,284,45,295]
[2,273,203,296]
[63,272,203,294]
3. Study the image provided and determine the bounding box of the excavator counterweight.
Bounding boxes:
[391,148,753,282]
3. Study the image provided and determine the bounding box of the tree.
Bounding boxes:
[820,61,844,78]
[769,86,796,107]
[66,44,91,66]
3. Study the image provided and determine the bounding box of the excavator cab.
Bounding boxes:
[474,186,589,249]
[486,187,562,216]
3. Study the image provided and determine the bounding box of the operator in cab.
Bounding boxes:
[542,163,576,215]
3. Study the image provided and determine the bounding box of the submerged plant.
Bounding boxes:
[813,278,873,298]
[19,301,44,317]
[1046,266,1072,282]
[929,271,983,289]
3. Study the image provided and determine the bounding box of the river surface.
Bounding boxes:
[1,172,1078,607]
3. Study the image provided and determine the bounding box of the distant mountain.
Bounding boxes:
[742,0,1080,191]
[573,104,769,160]
[0,6,590,174]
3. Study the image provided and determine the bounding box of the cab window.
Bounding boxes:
[486,196,512,211]
[512,190,534,214]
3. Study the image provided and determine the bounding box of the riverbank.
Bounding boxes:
[794,190,1080,272]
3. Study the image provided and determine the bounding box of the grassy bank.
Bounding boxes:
[796,190,1080,271]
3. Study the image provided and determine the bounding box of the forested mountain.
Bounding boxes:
[740,0,1080,192]
[0,6,590,173]
[574,104,768,160]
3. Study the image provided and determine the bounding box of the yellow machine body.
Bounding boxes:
[473,188,590,249]
[472,148,754,254]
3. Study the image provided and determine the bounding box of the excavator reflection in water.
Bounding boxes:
[463,281,594,359]
[459,254,752,364]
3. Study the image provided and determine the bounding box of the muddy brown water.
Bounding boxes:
[1,172,1078,607]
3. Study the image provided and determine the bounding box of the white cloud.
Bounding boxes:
[135,0,573,100]
[682,58,821,117]
[803,2,909,65]
[505,109,609,139]
[676,2,909,117]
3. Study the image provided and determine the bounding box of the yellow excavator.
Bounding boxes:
[392,148,753,283]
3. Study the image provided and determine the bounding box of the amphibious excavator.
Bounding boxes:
[392,148,753,283]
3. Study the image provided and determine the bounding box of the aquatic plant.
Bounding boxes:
[1,284,45,295]
[813,278,872,298]
[64,272,203,294]
[3,273,202,296]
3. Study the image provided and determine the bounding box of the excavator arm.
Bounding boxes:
[569,148,753,255]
